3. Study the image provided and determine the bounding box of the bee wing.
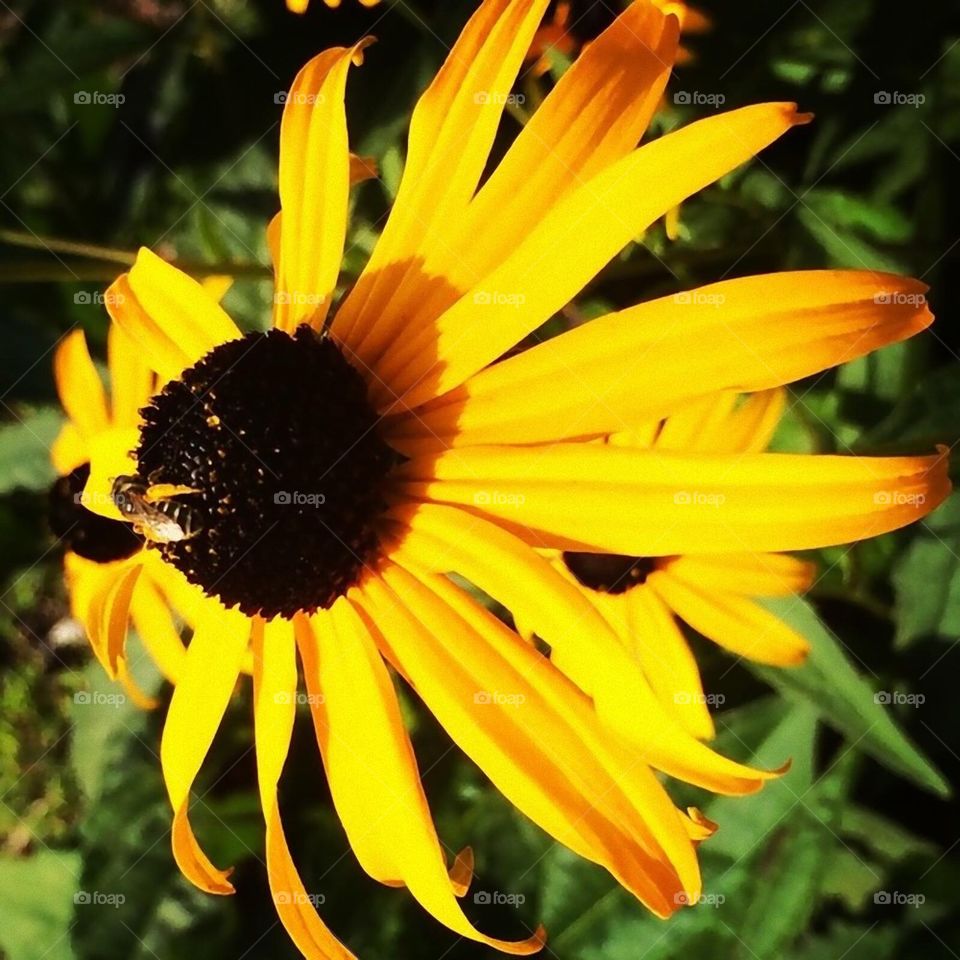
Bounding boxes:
[143,483,201,503]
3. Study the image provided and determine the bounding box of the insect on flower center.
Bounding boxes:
[563,552,658,594]
[131,325,395,620]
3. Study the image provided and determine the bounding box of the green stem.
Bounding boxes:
[0,229,136,265]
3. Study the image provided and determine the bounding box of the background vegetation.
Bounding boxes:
[1,0,959,956]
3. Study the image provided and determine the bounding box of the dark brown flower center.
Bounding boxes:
[132,325,395,620]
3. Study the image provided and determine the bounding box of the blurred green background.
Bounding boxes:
[1,0,959,957]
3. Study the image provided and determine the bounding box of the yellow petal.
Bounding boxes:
[116,657,159,710]
[650,570,810,666]
[87,561,141,678]
[107,323,154,428]
[399,444,950,554]
[251,618,355,959]
[298,601,544,953]
[123,248,240,370]
[331,0,550,353]
[161,602,249,894]
[719,389,788,454]
[53,330,108,438]
[390,510,772,795]
[373,104,811,410]
[661,553,815,597]
[82,427,139,520]
[622,584,715,740]
[387,272,930,451]
[350,0,678,367]
[654,393,739,452]
[51,422,88,474]
[274,42,370,333]
[129,573,188,683]
[357,562,699,916]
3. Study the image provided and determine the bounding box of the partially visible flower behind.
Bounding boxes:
[527,389,816,741]
[71,0,950,957]
[48,326,204,706]
[286,0,380,13]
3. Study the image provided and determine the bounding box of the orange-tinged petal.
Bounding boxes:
[107,323,154,428]
[161,602,249,895]
[373,104,811,409]
[622,584,715,740]
[299,601,544,953]
[251,618,355,960]
[353,1,679,366]
[332,0,550,353]
[398,444,950,555]
[654,393,739,452]
[719,389,788,454]
[53,330,108,438]
[124,248,240,369]
[116,657,159,710]
[87,561,141,678]
[650,571,810,666]
[274,42,370,332]
[357,562,698,916]
[129,574,188,683]
[387,272,931,451]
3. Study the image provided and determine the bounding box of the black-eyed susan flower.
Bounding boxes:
[532,389,817,741]
[48,325,213,706]
[287,0,380,13]
[76,0,949,956]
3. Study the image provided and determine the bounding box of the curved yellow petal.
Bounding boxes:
[387,272,931,452]
[53,330,108,438]
[374,103,811,410]
[87,561,141,678]
[351,0,679,367]
[82,427,139,520]
[650,571,810,666]
[332,0,550,352]
[720,389,788,454]
[107,323,154,429]
[661,553,815,597]
[653,393,739,452]
[129,574,188,684]
[119,248,240,373]
[161,602,249,895]
[622,584,715,740]
[116,656,159,710]
[251,618,356,960]
[274,42,370,333]
[398,444,950,554]
[390,508,773,795]
[298,601,544,953]
[51,422,88,475]
[357,562,699,916]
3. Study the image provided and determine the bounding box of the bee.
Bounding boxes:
[111,474,203,544]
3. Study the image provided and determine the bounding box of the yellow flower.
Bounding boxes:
[538,389,817,741]
[287,0,380,12]
[76,1,948,956]
[49,325,209,707]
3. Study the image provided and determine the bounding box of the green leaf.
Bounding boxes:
[0,850,81,960]
[751,598,949,797]
[0,409,63,495]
